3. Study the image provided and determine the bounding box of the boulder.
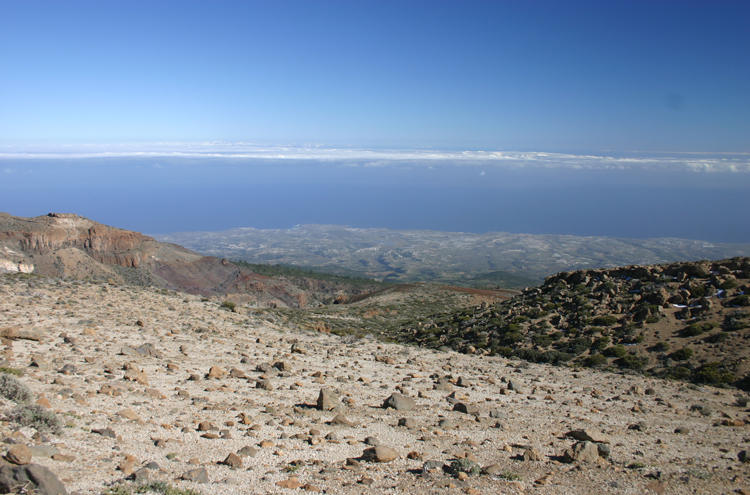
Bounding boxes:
[182,467,209,483]
[382,393,416,411]
[0,464,67,495]
[317,389,339,411]
[565,429,610,444]
[362,446,399,463]
[5,445,32,465]
[562,441,600,463]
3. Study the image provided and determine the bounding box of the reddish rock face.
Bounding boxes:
[8,215,153,269]
[0,212,309,308]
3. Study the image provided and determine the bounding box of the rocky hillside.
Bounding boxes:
[399,257,750,389]
[0,213,308,308]
[1,272,749,495]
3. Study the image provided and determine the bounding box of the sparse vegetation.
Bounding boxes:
[0,366,23,376]
[672,347,694,361]
[0,374,32,403]
[104,481,202,495]
[497,471,522,481]
[7,404,62,433]
[450,458,480,477]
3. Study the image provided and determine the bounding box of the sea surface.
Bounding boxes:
[2,157,749,243]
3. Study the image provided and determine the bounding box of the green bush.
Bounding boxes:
[618,354,646,370]
[721,279,738,290]
[593,336,611,351]
[492,346,514,357]
[220,301,236,311]
[450,458,480,477]
[0,374,32,403]
[730,295,750,307]
[667,366,691,380]
[605,344,628,358]
[671,347,694,361]
[104,481,202,495]
[0,367,23,376]
[567,337,593,355]
[654,341,670,352]
[583,354,607,367]
[691,285,706,297]
[692,362,734,386]
[7,404,62,434]
[683,324,705,337]
[706,331,729,343]
[532,335,553,348]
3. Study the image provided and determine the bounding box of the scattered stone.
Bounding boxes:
[362,446,399,463]
[383,393,416,411]
[276,478,303,489]
[91,428,116,438]
[207,366,227,379]
[220,453,243,469]
[5,445,32,465]
[522,448,542,461]
[317,388,339,411]
[562,441,600,463]
[398,418,416,428]
[182,467,209,483]
[237,446,258,457]
[453,403,479,415]
[330,414,356,427]
[565,429,610,443]
[0,463,68,495]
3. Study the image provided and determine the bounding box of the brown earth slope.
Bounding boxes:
[0,212,308,308]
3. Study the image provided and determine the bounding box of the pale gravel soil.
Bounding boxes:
[0,276,749,494]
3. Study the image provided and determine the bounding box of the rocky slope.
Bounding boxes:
[399,257,750,389]
[0,213,308,308]
[1,272,749,494]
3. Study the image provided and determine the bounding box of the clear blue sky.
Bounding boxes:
[1,0,748,152]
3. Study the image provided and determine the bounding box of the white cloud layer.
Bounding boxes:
[0,142,748,172]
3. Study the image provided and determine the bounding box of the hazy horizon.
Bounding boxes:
[2,2,748,244]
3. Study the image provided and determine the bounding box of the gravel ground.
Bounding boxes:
[1,275,749,495]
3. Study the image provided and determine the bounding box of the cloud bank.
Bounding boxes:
[0,143,748,172]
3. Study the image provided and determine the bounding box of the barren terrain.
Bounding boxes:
[1,273,749,495]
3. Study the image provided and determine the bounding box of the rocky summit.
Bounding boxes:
[0,268,750,495]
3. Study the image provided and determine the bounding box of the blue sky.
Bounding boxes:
[1,0,748,152]
[1,1,749,243]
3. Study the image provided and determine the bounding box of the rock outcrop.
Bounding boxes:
[0,212,310,308]
[401,257,750,387]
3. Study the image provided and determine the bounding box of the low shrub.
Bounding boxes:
[618,354,646,370]
[654,341,670,352]
[605,344,627,358]
[683,323,705,337]
[671,347,694,361]
[592,315,618,327]
[220,301,236,311]
[583,353,607,367]
[692,362,734,386]
[450,458,480,477]
[0,374,32,403]
[666,366,691,380]
[7,404,62,433]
